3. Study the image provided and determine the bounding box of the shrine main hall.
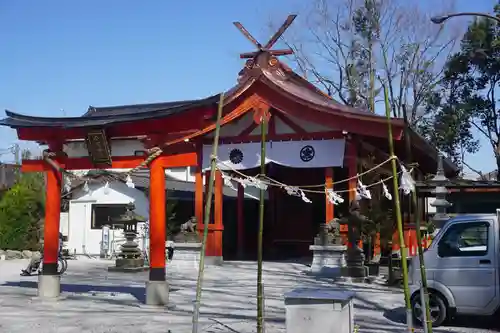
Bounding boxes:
[0,19,456,303]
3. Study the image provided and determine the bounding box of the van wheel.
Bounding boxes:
[411,292,447,327]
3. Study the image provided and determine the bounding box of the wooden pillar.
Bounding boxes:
[41,167,62,275]
[204,170,211,204]
[237,183,245,257]
[149,158,166,281]
[345,140,358,247]
[325,167,334,223]
[194,145,204,225]
[212,170,224,259]
[373,232,381,260]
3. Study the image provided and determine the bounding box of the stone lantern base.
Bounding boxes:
[108,257,147,273]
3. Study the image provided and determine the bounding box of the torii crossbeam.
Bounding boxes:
[233,14,297,59]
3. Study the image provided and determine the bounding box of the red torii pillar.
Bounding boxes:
[325,167,334,223]
[146,157,169,305]
[38,165,62,298]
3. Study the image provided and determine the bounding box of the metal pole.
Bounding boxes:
[192,93,225,333]
[431,12,500,24]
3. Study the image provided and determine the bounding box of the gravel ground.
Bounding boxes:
[0,258,498,333]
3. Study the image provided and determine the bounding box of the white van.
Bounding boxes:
[409,212,499,327]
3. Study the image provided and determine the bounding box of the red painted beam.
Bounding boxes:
[255,85,404,140]
[21,152,198,172]
[268,111,276,136]
[239,122,259,137]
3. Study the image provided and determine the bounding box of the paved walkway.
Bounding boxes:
[0,259,495,332]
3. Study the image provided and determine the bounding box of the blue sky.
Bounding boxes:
[0,0,497,173]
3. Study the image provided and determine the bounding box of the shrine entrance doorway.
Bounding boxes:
[221,164,349,261]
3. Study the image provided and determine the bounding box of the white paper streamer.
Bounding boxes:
[357,177,372,199]
[125,175,135,188]
[326,189,344,205]
[103,181,110,195]
[283,185,312,203]
[382,182,392,200]
[241,176,268,191]
[83,181,89,193]
[300,190,312,203]
[284,185,300,196]
[232,177,248,188]
[64,176,72,192]
[221,173,237,191]
[400,166,415,195]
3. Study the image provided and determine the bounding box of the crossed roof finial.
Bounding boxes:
[233,14,297,59]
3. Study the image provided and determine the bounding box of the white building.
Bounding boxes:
[60,167,261,257]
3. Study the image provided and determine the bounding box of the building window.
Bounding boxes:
[438,222,489,257]
[91,204,128,230]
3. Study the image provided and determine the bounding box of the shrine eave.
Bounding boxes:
[0,94,221,129]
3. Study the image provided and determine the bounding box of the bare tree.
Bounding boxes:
[273,0,459,123]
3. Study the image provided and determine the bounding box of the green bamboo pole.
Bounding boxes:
[383,84,413,332]
[192,93,225,333]
[257,115,267,333]
[402,105,433,332]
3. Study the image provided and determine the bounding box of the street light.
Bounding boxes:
[431,12,500,24]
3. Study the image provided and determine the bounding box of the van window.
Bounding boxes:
[437,222,489,257]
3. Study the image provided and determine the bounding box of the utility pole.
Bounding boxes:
[13,144,20,164]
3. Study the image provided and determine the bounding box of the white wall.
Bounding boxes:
[63,139,145,158]
[67,181,149,256]
[426,197,436,214]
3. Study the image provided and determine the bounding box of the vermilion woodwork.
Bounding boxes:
[47,141,64,153]
[268,111,276,136]
[194,142,204,225]
[252,103,271,125]
[149,157,166,280]
[42,167,62,274]
[199,170,212,248]
[239,122,259,137]
[16,105,216,142]
[255,84,404,140]
[213,171,224,257]
[21,152,198,172]
[143,132,199,149]
[341,141,358,239]
[325,168,334,223]
[374,232,381,258]
[156,94,264,149]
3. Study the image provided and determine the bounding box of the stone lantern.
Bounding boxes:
[430,153,451,230]
[108,202,147,272]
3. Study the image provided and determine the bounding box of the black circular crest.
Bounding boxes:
[300,145,315,162]
[229,148,244,164]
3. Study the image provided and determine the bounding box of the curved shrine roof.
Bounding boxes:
[1,51,400,130]
[1,94,220,128]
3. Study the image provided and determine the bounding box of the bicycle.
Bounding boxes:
[37,255,68,275]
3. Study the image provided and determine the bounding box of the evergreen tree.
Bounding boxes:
[0,171,45,250]
[432,3,500,176]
